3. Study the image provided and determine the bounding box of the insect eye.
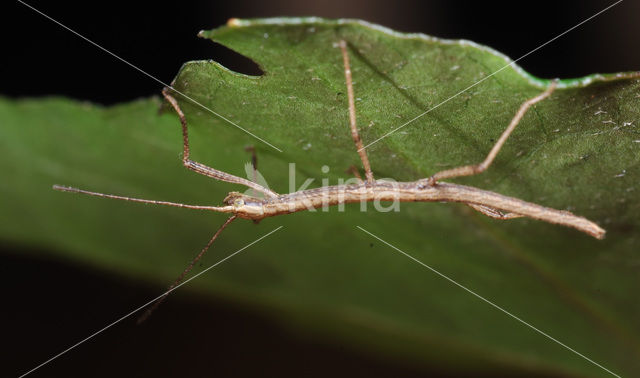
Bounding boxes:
[233,198,245,207]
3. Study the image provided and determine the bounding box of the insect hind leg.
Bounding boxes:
[467,203,523,220]
[425,81,558,185]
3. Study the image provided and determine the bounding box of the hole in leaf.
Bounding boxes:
[202,42,264,77]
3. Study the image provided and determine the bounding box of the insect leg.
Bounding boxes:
[137,215,237,323]
[162,88,278,198]
[339,40,374,184]
[426,81,557,185]
[345,165,364,183]
[467,203,523,220]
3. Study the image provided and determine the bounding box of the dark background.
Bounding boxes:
[5,1,640,377]
[6,0,640,104]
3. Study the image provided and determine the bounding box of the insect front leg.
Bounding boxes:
[137,215,237,323]
[162,88,278,199]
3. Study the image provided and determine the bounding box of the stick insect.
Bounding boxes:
[54,40,605,318]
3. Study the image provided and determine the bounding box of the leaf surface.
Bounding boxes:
[2,18,640,377]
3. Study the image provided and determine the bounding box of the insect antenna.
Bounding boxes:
[52,185,235,213]
[53,185,240,320]
[137,215,238,324]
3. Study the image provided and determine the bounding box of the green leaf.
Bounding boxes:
[3,18,640,376]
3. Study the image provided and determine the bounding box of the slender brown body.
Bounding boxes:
[225,181,604,239]
[53,37,609,322]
